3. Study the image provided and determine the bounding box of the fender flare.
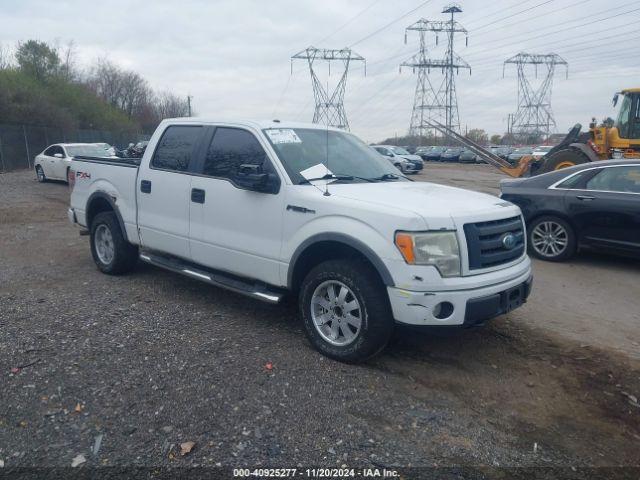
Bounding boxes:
[287,233,395,289]
[86,191,129,242]
[568,142,600,163]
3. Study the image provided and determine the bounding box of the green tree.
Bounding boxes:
[490,134,502,145]
[15,40,60,81]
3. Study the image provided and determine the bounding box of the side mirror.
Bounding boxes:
[54,153,64,158]
[235,164,279,194]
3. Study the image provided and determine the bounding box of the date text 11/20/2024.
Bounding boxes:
[233,467,399,477]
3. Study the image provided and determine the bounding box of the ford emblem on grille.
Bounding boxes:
[501,232,517,250]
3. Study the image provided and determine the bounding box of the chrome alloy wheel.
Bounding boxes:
[311,280,362,346]
[94,224,115,265]
[36,166,45,181]
[531,221,568,257]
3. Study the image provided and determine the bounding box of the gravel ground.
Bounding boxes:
[0,166,639,474]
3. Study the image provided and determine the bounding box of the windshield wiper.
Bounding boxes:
[366,173,404,182]
[298,173,375,184]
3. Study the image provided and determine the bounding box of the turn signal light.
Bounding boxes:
[394,233,415,264]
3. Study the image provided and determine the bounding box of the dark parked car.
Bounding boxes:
[494,146,513,160]
[401,145,417,154]
[421,146,446,161]
[500,160,640,261]
[458,149,478,163]
[441,147,464,162]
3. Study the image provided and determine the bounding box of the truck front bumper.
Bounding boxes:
[387,268,532,327]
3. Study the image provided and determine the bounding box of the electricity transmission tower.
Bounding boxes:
[400,4,470,138]
[291,47,365,130]
[503,53,568,143]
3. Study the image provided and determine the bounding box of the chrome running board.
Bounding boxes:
[139,251,285,304]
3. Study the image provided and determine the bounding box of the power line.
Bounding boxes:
[349,0,434,48]
[315,0,383,45]
[472,0,555,32]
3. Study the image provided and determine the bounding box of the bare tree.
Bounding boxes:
[58,40,77,81]
[88,58,125,107]
[155,91,190,119]
[0,43,12,70]
[119,71,151,118]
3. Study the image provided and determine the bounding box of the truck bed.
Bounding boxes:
[70,155,140,243]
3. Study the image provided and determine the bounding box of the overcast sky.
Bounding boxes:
[3,0,638,142]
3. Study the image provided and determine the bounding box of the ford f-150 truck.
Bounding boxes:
[68,119,532,362]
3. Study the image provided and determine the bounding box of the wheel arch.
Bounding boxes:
[287,233,395,291]
[86,192,128,242]
[568,142,600,163]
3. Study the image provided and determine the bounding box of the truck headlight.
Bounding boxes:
[395,231,461,277]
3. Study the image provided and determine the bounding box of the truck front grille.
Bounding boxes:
[463,216,525,270]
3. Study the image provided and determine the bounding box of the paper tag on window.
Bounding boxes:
[300,164,333,185]
[265,129,302,144]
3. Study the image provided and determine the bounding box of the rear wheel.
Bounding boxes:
[299,259,394,363]
[90,212,138,274]
[528,216,577,262]
[539,148,589,173]
[35,165,46,183]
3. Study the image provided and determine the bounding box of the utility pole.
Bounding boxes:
[503,53,568,143]
[442,4,469,135]
[187,95,193,117]
[400,4,470,141]
[291,46,365,130]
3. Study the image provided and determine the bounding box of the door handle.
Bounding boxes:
[191,188,205,204]
[576,195,595,201]
[140,180,152,193]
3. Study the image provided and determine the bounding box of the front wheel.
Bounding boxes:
[299,259,394,363]
[90,212,138,274]
[528,216,577,262]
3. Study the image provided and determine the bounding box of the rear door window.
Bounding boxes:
[586,166,640,193]
[151,125,202,172]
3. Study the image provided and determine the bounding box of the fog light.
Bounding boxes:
[433,301,454,319]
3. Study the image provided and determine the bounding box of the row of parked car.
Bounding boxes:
[387,144,556,165]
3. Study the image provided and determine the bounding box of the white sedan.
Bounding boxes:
[35,143,111,183]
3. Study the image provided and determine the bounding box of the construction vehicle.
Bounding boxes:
[428,88,640,178]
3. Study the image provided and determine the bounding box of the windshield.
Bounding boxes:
[615,93,632,138]
[513,148,532,154]
[65,145,113,157]
[390,146,410,155]
[263,128,406,184]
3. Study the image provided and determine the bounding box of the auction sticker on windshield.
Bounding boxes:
[265,129,302,144]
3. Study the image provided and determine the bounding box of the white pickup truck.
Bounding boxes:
[68,119,532,362]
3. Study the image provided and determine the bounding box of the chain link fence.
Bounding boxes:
[0,123,150,172]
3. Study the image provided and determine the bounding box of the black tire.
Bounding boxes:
[90,211,138,274]
[299,259,394,363]
[527,215,577,262]
[35,165,47,183]
[539,148,589,174]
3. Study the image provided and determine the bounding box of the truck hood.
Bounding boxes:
[328,181,517,229]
